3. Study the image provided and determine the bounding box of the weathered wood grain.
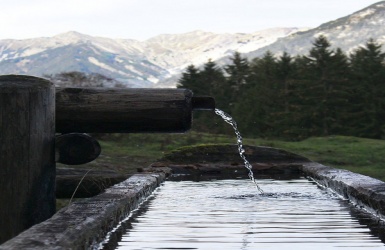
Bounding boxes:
[0,75,55,244]
[55,133,101,165]
[56,88,194,133]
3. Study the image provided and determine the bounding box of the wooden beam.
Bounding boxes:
[56,133,101,165]
[56,88,194,133]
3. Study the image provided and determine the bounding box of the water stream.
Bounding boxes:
[214,108,264,194]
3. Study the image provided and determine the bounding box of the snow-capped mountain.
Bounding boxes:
[244,1,385,59]
[0,32,169,87]
[0,28,303,87]
[1,1,385,87]
[142,28,305,73]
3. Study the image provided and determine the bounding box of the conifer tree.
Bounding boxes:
[272,52,301,138]
[195,60,229,133]
[349,39,385,138]
[300,35,350,136]
[199,59,228,110]
[282,55,314,139]
[327,48,351,135]
[176,38,385,140]
[276,52,294,112]
[177,64,202,94]
[224,52,250,113]
[234,51,278,137]
[224,52,250,89]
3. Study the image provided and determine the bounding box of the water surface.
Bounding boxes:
[102,178,385,249]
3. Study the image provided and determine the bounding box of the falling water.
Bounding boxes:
[215,108,264,194]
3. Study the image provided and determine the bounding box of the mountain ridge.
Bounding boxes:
[1,1,385,87]
[244,1,385,59]
[0,28,306,87]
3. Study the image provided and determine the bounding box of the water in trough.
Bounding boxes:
[101,178,385,249]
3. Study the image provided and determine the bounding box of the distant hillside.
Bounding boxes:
[0,28,301,87]
[243,1,385,59]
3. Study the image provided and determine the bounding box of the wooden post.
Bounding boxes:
[0,75,55,244]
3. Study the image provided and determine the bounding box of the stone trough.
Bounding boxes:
[2,145,385,249]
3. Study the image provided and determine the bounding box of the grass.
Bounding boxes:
[270,136,385,181]
[58,132,237,174]
[65,132,385,182]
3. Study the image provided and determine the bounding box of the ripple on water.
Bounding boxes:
[223,192,319,200]
[101,178,385,250]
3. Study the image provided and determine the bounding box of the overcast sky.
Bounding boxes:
[0,0,381,40]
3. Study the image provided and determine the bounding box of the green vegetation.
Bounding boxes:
[263,136,385,181]
[74,132,235,173]
[178,36,385,140]
[74,132,385,182]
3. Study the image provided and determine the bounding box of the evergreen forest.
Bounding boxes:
[177,36,385,140]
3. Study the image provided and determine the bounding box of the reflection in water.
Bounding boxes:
[101,178,385,250]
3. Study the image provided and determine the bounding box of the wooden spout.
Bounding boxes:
[56,88,202,133]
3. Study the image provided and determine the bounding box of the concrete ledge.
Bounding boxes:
[143,145,310,180]
[301,162,385,219]
[0,173,165,250]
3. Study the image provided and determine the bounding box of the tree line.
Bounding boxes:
[177,36,385,140]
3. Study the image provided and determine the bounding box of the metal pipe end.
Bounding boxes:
[192,96,215,110]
